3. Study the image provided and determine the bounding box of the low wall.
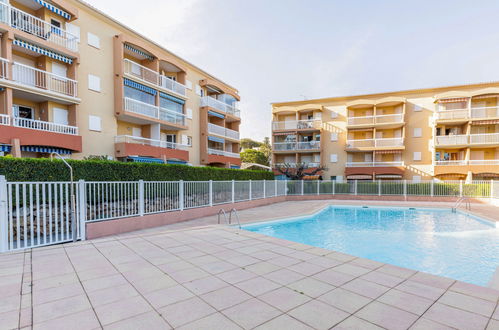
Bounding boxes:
[85,194,492,239]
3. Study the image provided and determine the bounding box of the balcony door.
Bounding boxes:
[53,108,68,126]
[13,105,33,119]
[12,55,35,87]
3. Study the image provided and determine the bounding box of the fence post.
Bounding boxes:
[301,180,304,195]
[378,180,381,196]
[332,180,335,195]
[231,180,235,203]
[317,180,320,195]
[403,180,407,198]
[263,180,266,199]
[274,179,277,197]
[285,179,288,196]
[459,180,463,197]
[78,180,86,241]
[179,180,184,211]
[431,180,434,197]
[249,180,252,200]
[138,180,144,216]
[491,180,494,198]
[0,176,8,253]
[209,180,213,207]
[354,180,358,195]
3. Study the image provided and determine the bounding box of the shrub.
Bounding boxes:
[0,157,274,182]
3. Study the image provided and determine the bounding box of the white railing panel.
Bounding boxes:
[201,96,240,117]
[375,138,404,147]
[469,133,499,145]
[435,135,468,146]
[184,181,210,209]
[436,109,469,120]
[160,76,187,97]
[272,120,321,130]
[375,113,404,124]
[0,114,10,125]
[208,123,240,140]
[124,59,158,85]
[124,97,158,118]
[212,181,232,205]
[471,106,499,119]
[346,139,375,148]
[86,182,140,221]
[348,116,374,126]
[346,162,404,167]
[12,62,77,97]
[114,135,187,150]
[13,117,78,135]
[434,160,468,166]
[159,107,186,126]
[207,148,240,158]
[144,181,180,214]
[251,181,265,199]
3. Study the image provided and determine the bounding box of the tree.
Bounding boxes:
[275,163,327,180]
[240,138,262,150]
[240,149,269,166]
[260,137,272,164]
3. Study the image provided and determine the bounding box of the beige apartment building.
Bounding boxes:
[0,0,242,168]
[271,82,499,181]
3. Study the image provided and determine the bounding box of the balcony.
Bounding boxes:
[0,2,78,52]
[435,133,499,147]
[123,59,187,97]
[114,135,189,161]
[435,109,469,121]
[272,119,322,131]
[347,114,404,127]
[207,123,239,140]
[0,58,78,99]
[207,148,240,158]
[273,141,321,152]
[0,114,10,125]
[434,159,499,176]
[434,160,468,166]
[346,161,404,167]
[471,106,499,119]
[346,138,404,149]
[123,97,186,127]
[13,117,77,135]
[436,106,499,122]
[201,96,240,118]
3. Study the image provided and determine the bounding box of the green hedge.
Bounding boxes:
[0,157,274,182]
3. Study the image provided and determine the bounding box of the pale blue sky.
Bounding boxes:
[86,0,499,141]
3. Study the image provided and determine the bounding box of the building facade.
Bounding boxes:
[0,0,241,168]
[271,82,499,181]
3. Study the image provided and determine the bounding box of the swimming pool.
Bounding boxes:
[243,206,499,286]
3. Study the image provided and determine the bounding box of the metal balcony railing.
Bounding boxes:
[0,114,10,125]
[12,62,77,97]
[208,123,240,140]
[207,148,240,158]
[273,141,321,151]
[272,119,322,130]
[201,96,240,117]
[345,161,404,167]
[347,113,404,125]
[346,138,404,148]
[114,135,188,150]
[435,133,499,146]
[123,97,186,126]
[273,162,321,168]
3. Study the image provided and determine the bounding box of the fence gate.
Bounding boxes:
[0,178,86,252]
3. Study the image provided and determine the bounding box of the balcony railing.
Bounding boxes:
[0,114,10,125]
[273,141,321,151]
[435,160,499,166]
[0,3,78,52]
[12,117,78,135]
[436,109,469,120]
[272,119,322,131]
[201,96,240,117]
[273,162,320,168]
[123,97,186,126]
[346,138,404,148]
[208,123,240,140]
[208,148,240,158]
[435,133,499,146]
[471,106,499,119]
[436,106,499,120]
[346,161,404,167]
[468,160,499,165]
[115,135,188,150]
[347,114,404,126]
[123,59,187,97]
[434,160,468,166]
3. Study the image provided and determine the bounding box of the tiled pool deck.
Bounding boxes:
[1,200,498,329]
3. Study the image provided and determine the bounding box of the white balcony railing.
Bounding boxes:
[12,62,77,97]
[0,3,78,52]
[434,160,468,166]
[123,59,187,97]
[471,106,499,119]
[124,97,186,126]
[114,135,188,150]
[436,109,469,120]
[13,117,78,135]
[208,123,240,140]
[208,148,240,158]
[435,160,499,166]
[0,114,10,125]
[273,162,320,168]
[346,138,404,148]
[469,133,499,145]
[0,57,7,79]
[346,161,404,167]
[272,119,322,131]
[201,96,240,117]
[435,135,468,146]
[273,141,321,151]
[436,106,499,120]
[435,133,499,146]
[347,113,404,126]
[468,159,499,165]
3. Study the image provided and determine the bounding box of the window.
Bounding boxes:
[330,176,337,181]
[186,108,193,119]
[87,32,100,49]
[13,105,33,119]
[124,86,155,104]
[195,85,202,96]
[132,127,142,137]
[413,128,422,138]
[88,115,101,131]
[187,136,192,146]
[330,154,338,163]
[160,97,183,114]
[88,74,101,92]
[330,133,338,141]
[413,152,422,161]
[50,19,62,35]
[52,62,67,77]
[53,108,68,125]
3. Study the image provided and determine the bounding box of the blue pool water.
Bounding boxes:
[243,206,499,286]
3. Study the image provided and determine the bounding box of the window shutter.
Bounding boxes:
[330,133,338,141]
[87,32,100,49]
[413,128,422,137]
[186,108,193,119]
[413,152,422,161]
[181,135,188,145]
[195,85,202,96]
[88,74,101,92]
[186,80,193,90]
[88,115,102,131]
[330,154,338,163]
[65,23,80,42]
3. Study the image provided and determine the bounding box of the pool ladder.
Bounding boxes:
[217,208,241,229]
[452,197,471,212]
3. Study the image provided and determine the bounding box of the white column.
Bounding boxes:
[150,123,161,146]
[317,180,320,195]
[249,180,252,200]
[138,180,144,216]
[378,180,381,196]
[301,180,304,195]
[179,180,184,211]
[209,180,213,207]
[231,180,235,203]
[263,180,266,199]
[0,176,8,253]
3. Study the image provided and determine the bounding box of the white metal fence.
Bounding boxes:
[0,177,496,252]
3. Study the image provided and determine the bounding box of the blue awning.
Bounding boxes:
[167,160,187,165]
[208,136,225,143]
[124,78,157,95]
[128,156,164,164]
[0,144,11,152]
[33,0,71,20]
[21,146,72,154]
[208,110,225,119]
[124,44,154,60]
[230,165,240,169]
[159,92,185,105]
[13,39,73,64]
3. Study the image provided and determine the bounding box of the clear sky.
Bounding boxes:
[85,0,499,141]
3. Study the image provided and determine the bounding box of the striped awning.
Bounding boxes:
[33,0,71,20]
[347,175,372,180]
[208,110,225,119]
[208,136,225,143]
[374,150,402,154]
[471,120,499,125]
[128,156,164,164]
[13,39,73,64]
[124,78,157,95]
[21,146,72,154]
[124,44,154,60]
[160,92,185,105]
[438,98,468,104]
[375,174,402,179]
[0,144,11,152]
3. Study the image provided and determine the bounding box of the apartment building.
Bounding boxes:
[271,82,499,181]
[0,0,241,168]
